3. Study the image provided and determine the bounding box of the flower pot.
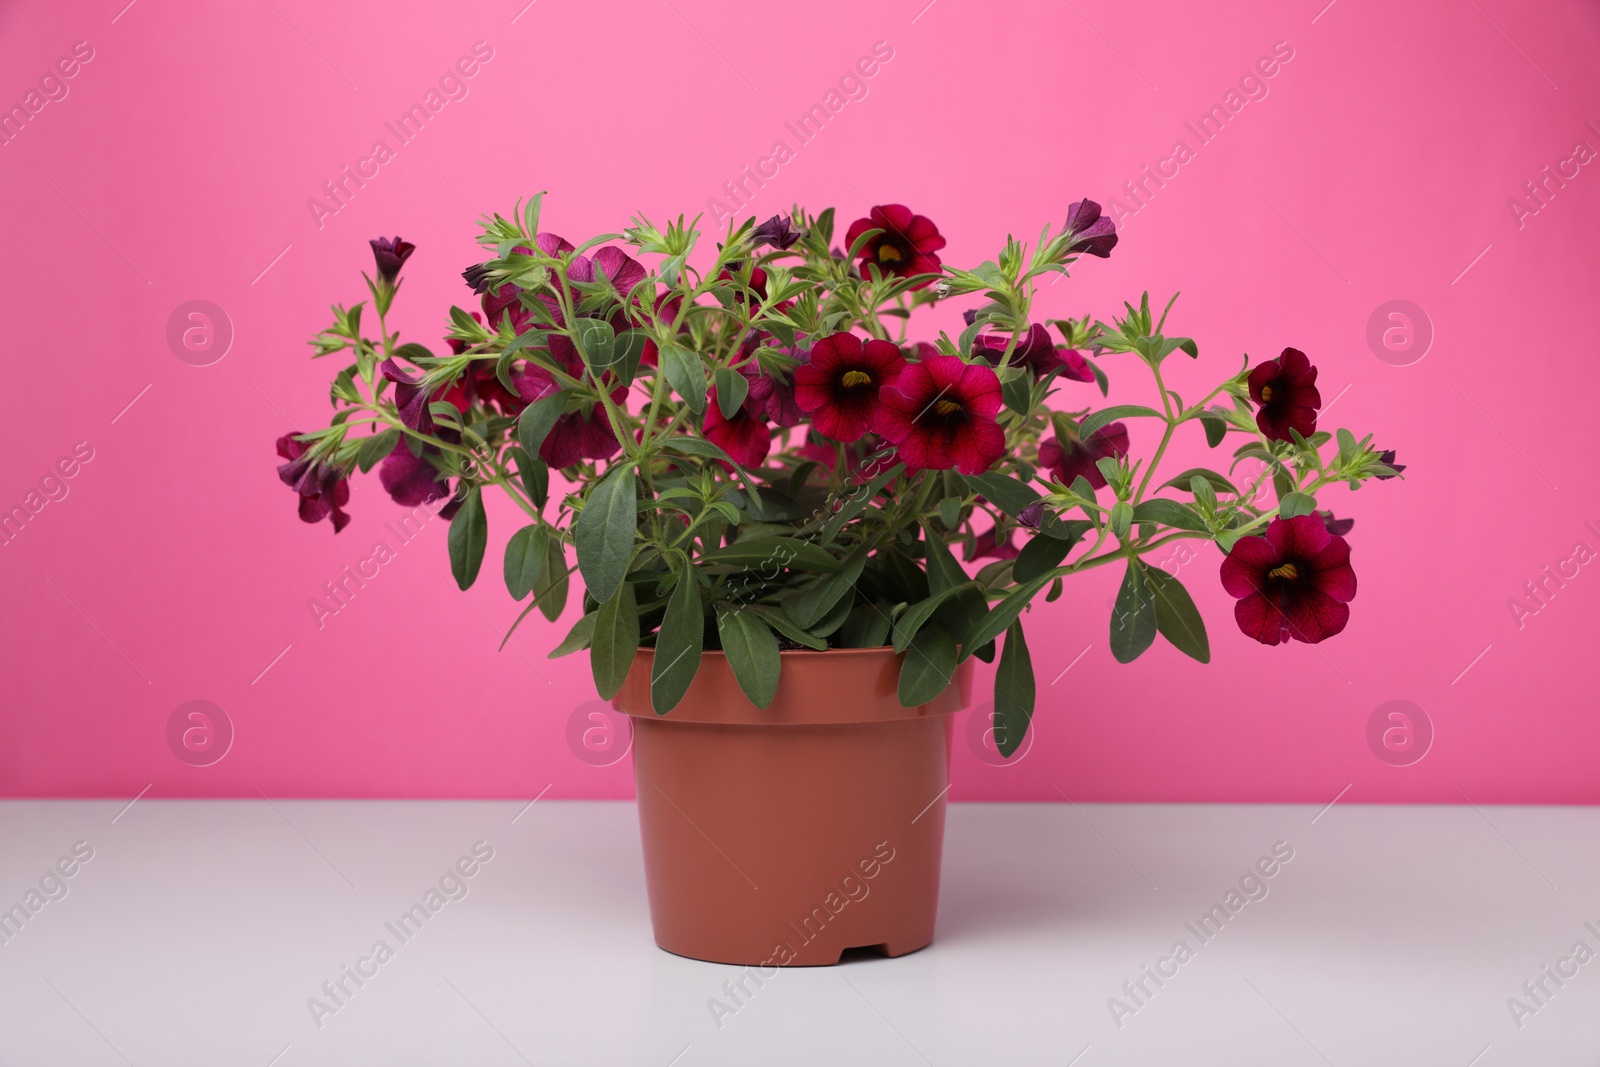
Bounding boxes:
[612,647,973,966]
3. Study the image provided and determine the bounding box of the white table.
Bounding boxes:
[1,800,1595,1065]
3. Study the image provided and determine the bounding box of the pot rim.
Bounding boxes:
[611,645,974,725]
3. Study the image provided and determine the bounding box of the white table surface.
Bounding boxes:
[0,799,1596,1066]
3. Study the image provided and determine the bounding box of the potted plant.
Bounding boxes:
[276,197,1401,965]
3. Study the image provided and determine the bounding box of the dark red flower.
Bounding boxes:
[1248,347,1321,443]
[704,390,771,469]
[799,435,891,477]
[875,355,1005,475]
[1376,449,1406,479]
[752,214,801,250]
[482,361,561,417]
[637,291,683,368]
[1039,422,1129,490]
[1062,200,1117,258]
[716,263,768,306]
[542,406,622,469]
[1220,514,1357,645]
[967,524,1019,562]
[793,332,905,443]
[379,445,450,508]
[379,358,440,434]
[593,246,646,294]
[276,433,350,532]
[844,205,946,288]
[370,236,415,284]
[476,232,577,330]
[742,346,806,428]
[1319,510,1354,537]
[973,323,1094,382]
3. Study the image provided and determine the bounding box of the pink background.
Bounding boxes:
[2,0,1596,803]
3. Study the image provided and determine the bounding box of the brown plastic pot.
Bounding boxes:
[611,647,973,966]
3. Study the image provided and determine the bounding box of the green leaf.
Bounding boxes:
[1109,560,1157,664]
[662,436,736,465]
[548,611,596,658]
[612,330,649,385]
[1038,516,1093,543]
[591,580,639,701]
[356,429,400,473]
[898,621,957,707]
[503,524,547,600]
[787,547,868,629]
[1081,405,1162,439]
[1001,372,1032,415]
[393,342,434,363]
[447,488,488,590]
[517,448,549,509]
[965,472,1040,517]
[840,602,892,648]
[811,585,856,638]
[821,463,905,541]
[534,536,570,622]
[714,366,749,418]
[660,344,707,412]
[1273,465,1296,501]
[992,621,1035,758]
[1110,501,1133,540]
[716,607,780,709]
[922,530,967,596]
[752,605,829,650]
[938,584,992,651]
[1013,533,1074,582]
[1131,499,1210,532]
[573,463,637,604]
[892,582,981,653]
[1189,475,1218,513]
[958,575,1051,662]
[698,536,842,573]
[523,192,544,240]
[1159,467,1239,496]
[1199,410,1228,447]
[575,318,617,372]
[1280,491,1317,519]
[937,496,962,530]
[517,393,566,458]
[1145,569,1210,663]
[651,571,705,714]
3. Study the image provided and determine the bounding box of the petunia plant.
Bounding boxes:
[277,197,1402,756]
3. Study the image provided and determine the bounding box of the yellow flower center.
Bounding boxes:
[1268,563,1299,580]
[878,244,903,262]
[840,370,873,388]
[1260,385,1274,402]
[934,399,962,416]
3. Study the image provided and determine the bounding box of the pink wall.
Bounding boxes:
[2,0,1596,803]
